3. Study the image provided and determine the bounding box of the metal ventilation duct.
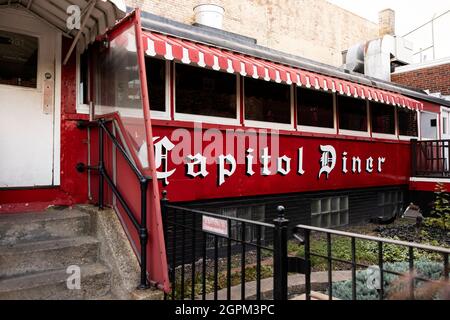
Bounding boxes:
[343,43,365,74]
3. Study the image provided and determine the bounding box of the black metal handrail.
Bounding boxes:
[293,224,450,301]
[77,118,151,290]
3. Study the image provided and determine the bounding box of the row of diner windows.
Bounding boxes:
[80,55,419,137]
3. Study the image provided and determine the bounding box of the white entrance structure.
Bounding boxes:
[0,0,125,188]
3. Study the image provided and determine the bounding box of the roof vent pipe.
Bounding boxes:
[193,4,225,29]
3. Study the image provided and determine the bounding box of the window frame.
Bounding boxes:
[0,27,41,92]
[173,61,241,125]
[297,88,337,135]
[80,54,171,120]
[398,108,420,141]
[148,58,171,120]
[243,78,295,131]
[419,110,439,141]
[370,101,398,139]
[76,48,90,114]
[440,106,450,139]
[337,96,371,137]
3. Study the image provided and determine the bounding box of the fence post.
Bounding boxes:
[138,178,150,290]
[273,205,289,300]
[160,190,170,299]
[98,119,105,210]
[161,190,169,241]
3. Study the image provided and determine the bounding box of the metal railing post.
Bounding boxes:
[138,178,150,290]
[161,190,169,239]
[98,119,105,210]
[273,205,289,300]
[304,228,311,300]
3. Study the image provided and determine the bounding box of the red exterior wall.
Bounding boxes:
[392,63,450,96]
[150,124,411,203]
[0,37,90,213]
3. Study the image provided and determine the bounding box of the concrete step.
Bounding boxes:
[0,263,111,300]
[0,236,100,278]
[0,209,91,245]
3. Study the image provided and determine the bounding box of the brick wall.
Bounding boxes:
[392,63,450,95]
[127,0,379,66]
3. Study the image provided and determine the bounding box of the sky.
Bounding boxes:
[327,0,450,36]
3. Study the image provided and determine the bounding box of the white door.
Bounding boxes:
[441,107,450,172]
[0,9,59,187]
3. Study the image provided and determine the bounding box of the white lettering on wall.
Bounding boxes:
[277,155,291,176]
[318,145,336,179]
[261,147,271,176]
[378,157,386,173]
[342,152,348,174]
[366,157,374,173]
[352,157,361,173]
[148,136,388,185]
[186,153,209,178]
[246,148,255,176]
[298,147,305,175]
[218,154,236,186]
[150,136,176,185]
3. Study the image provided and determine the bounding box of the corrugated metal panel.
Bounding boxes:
[0,0,126,51]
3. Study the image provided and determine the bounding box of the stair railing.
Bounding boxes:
[77,118,151,290]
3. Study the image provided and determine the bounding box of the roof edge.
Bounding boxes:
[138,9,450,108]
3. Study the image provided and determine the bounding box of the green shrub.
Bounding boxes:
[431,182,450,231]
[289,235,444,272]
[331,261,447,300]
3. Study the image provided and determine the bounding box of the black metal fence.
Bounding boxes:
[293,224,450,300]
[161,192,450,300]
[161,192,292,300]
[412,139,450,178]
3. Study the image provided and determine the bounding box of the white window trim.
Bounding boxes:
[298,125,337,134]
[440,106,450,139]
[296,90,337,134]
[398,109,419,140]
[417,110,438,141]
[399,135,419,141]
[94,105,144,118]
[173,62,241,126]
[243,82,295,131]
[368,101,397,139]
[78,54,172,117]
[149,60,171,120]
[76,48,89,114]
[338,96,370,138]
[410,177,450,183]
[339,129,371,137]
[372,132,398,140]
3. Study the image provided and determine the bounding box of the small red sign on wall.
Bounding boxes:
[202,215,229,237]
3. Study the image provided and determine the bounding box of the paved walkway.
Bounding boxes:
[202,270,351,300]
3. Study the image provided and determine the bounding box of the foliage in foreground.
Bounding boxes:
[330,261,448,300]
[288,236,445,272]
[431,182,450,231]
[171,264,273,299]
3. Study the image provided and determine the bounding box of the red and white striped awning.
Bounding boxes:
[143,31,423,111]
